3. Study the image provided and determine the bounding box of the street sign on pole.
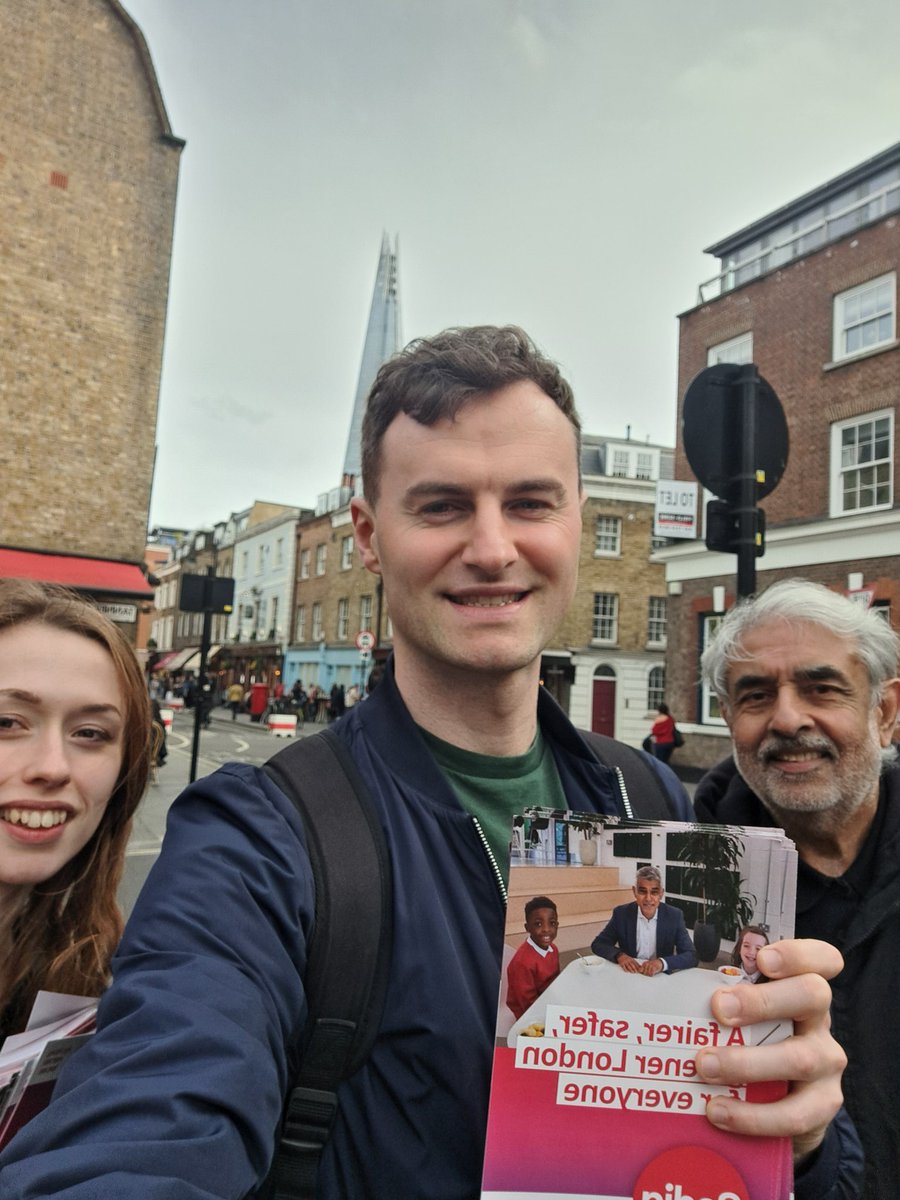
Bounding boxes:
[356,630,376,652]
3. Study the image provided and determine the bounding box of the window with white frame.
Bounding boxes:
[256,545,265,574]
[275,538,284,568]
[300,548,310,579]
[592,593,618,643]
[341,535,354,571]
[594,516,621,556]
[648,666,665,711]
[872,600,892,624]
[701,614,727,725]
[315,544,327,576]
[830,409,893,516]
[359,593,373,633]
[647,597,667,646]
[604,444,660,480]
[295,606,306,641]
[707,332,752,366]
[241,551,249,577]
[833,273,896,362]
[312,603,323,641]
[337,598,349,640]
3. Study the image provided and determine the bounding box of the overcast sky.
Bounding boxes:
[128,0,900,531]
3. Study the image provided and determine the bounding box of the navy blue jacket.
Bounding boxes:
[0,668,855,1198]
[592,900,698,972]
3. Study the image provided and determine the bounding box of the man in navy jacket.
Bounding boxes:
[0,327,858,1198]
[592,866,698,974]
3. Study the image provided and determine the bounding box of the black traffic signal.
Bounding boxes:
[705,499,766,556]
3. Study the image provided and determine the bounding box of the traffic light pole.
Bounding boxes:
[736,365,759,598]
[189,568,215,784]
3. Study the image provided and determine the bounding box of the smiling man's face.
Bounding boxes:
[722,619,895,828]
[633,877,663,919]
[351,381,583,690]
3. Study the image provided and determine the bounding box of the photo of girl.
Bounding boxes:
[731,925,770,984]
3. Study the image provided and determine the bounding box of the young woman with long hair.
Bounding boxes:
[0,579,152,1038]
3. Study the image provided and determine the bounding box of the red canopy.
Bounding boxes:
[0,547,153,599]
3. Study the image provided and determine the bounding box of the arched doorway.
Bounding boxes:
[592,665,616,737]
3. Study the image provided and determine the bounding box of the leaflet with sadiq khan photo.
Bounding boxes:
[481,810,797,1200]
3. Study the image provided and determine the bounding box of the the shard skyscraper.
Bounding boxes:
[341,233,402,490]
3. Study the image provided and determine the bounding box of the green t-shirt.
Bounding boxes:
[418,726,567,889]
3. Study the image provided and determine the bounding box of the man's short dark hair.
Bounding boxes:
[360,325,581,504]
[524,895,558,919]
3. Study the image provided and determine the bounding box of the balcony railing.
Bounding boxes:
[698,179,900,304]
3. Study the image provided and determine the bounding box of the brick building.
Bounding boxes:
[0,0,182,628]
[661,141,900,769]
[551,435,672,746]
[284,494,383,699]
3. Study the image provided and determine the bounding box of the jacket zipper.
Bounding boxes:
[615,766,634,819]
[472,817,508,906]
[473,768,631,905]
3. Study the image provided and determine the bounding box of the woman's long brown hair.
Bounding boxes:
[0,580,152,1035]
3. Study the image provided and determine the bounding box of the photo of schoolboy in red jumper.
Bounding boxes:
[505,896,560,1020]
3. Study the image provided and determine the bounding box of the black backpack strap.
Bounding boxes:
[579,730,675,821]
[261,728,393,1200]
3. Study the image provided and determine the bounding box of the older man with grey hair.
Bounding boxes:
[696,578,900,1200]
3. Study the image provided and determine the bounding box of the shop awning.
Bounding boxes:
[0,548,153,599]
[153,646,199,673]
[181,645,222,671]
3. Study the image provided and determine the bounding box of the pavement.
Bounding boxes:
[120,705,323,915]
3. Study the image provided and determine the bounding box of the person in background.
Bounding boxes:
[149,699,167,783]
[0,579,152,1040]
[649,701,676,763]
[226,680,244,721]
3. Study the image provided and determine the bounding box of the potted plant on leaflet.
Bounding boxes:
[572,816,599,867]
[673,829,755,963]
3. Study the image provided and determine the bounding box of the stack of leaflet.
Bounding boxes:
[0,992,97,1149]
[484,809,798,1200]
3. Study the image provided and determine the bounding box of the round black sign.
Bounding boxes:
[682,363,788,502]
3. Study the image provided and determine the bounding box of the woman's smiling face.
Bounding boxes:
[0,622,125,899]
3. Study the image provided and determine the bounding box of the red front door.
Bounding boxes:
[591,677,616,737]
